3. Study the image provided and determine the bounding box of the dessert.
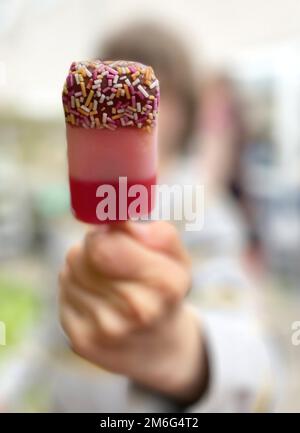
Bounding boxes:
[62,60,159,223]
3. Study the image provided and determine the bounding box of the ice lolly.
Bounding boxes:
[62,60,159,223]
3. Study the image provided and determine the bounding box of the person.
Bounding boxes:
[57,22,277,412]
[197,74,265,273]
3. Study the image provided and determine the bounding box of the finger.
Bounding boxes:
[65,246,134,316]
[60,260,171,326]
[85,227,190,296]
[59,302,93,355]
[121,221,191,266]
[111,280,167,327]
[60,265,138,340]
[59,264,96,318]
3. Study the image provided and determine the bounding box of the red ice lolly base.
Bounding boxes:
[67,125,157,223]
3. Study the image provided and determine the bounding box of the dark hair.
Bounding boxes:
[99,22,198,153]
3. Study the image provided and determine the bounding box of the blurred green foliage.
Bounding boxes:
[0,274,39,350]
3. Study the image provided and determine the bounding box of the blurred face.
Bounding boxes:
[158,93,186,165]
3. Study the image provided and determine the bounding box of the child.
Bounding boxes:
[58,22,276,412]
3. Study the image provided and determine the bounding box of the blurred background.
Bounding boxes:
[1,0,300,412]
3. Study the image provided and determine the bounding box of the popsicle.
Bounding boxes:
[62,60,159,223]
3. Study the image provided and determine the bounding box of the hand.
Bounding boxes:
[59,221,208,403]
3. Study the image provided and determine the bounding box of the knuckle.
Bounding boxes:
[184,254,192,269]
[65,245,80,269]
[102,326,127,342]
[119,288,143,316]
[58,264,71,287]
[139,309,162,328]
[65,323,89,356]
[70,334,85,355]
[88,236,115,271]
[71,337,90,358]
[167,267,191,303]
[158,222,178,246]
[120,287,163,328]
[59,309,90,356]
[130,303,154,328]
[91,310,123,341]
[168,285,182,303]
[106,326,128,341]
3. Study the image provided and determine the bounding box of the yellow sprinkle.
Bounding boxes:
[149,95,155,100]
[125,67,130,74]
[124,84,130,99]
[148,67,154,80]
[146,119,152,124]
[118,67,123,75]
[112,107,117,114]
[79,67,86,77]
[70,114,75,125]
[79,75,84,82]
[145,68,151,81]
[64,104,69,114]
[112,114,123,120]
[131,71,140,80]
[116,88,121,98]
[78,108,89,116]
[80,82,87,97]
[75,98,80,108]
[85,89,94,107]
[89,110,97,116]
[127,106,136,112]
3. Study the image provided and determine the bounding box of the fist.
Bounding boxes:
[59,222,206,401]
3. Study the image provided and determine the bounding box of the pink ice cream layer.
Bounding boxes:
[67,125,157,181]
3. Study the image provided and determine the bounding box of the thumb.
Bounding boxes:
[123,221,191,265]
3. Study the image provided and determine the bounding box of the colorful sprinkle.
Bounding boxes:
[63,60,159,131]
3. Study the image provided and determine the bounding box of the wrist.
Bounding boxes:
[164,304,209,404]
[136,304,209,404]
